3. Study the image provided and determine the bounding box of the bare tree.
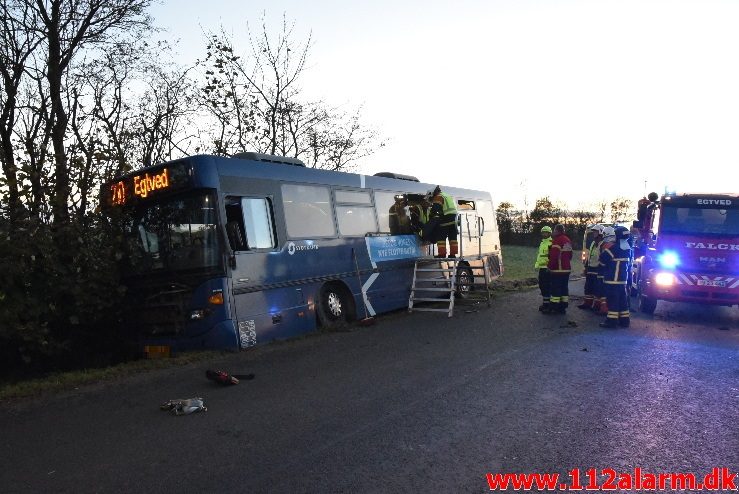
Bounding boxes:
[302,106,382,171]
[15,67,53,221]
[200,16,382,169]
[78,41,140,181]
[31,0,152,225]
[136,63,197,168]
[529,197,563,231]
[609,197,632,223]
[241,14,310,156]
[200,33,257,155]
[0,0,42,224]
[595,200,608,223]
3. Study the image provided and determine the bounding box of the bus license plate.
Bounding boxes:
[697,280,726,287]
[144,345,171,358]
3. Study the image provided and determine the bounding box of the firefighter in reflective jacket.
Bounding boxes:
[598,226,632,328]
[410,199,430,240]
[425,186,458,258]
[578,224,604,310]
[535,225,553,311]
[388,195,412,234]
[594,226,615,315]
[546,224,572,314]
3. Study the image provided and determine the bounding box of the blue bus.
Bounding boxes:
[103,153,503,355]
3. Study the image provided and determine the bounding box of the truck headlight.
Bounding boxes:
[655,272,675,286]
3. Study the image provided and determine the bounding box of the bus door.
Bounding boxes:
[457,200,481,256]
[224,196,308,346]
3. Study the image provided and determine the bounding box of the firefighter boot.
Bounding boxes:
[543,302,561,314]
[435,241,447,259]
[556,302,567,314]
[577,297,593,310]
[619,317,630,328]
[599,318,618,328]
[538,302,550,312]
[449,240,458,258]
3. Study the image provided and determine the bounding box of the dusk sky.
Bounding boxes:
[149,0,739,209]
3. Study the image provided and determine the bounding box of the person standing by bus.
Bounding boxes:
[595,226,615,315]
[535,225,553,312]
[427,186,458,258]
[599,226,632,328]
[578,224,604,310]
[546,224,573,314]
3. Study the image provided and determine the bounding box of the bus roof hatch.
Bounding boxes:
[233,152,306,167]
[373,172,420,182]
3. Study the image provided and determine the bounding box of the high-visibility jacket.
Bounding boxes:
[586,240,602,275]
[430,192,457,226]
[535,237,552,269]
[440,192,456,216]
[548,233,573,273]
[411,204,429,224]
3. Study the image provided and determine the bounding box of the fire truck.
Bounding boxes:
[630,191,739,314]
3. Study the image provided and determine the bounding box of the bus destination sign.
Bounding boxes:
[107,163,191,207]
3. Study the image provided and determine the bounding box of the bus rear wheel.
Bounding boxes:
[317,283,353,329]
[455,266,474,298]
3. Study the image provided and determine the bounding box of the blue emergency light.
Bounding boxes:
[658,251,680,269]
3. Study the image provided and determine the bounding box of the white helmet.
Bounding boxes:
[602,226,616,238]
[589,224,604,234]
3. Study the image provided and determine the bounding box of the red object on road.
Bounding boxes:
[206,369,240,385]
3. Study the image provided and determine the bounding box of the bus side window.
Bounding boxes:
[334,189,377,236]
[225,197,277,250]
[242,197,277,248]
[282,184,336,238]
[374,191,401,233]
[458,200,475,210]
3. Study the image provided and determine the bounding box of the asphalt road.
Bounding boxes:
[1,280,738,493]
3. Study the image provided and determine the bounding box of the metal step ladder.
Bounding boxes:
[407,211,493,317]
[408,257,459,317]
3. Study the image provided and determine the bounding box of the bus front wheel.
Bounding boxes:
[317,283,353,329]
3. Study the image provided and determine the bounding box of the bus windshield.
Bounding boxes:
[124,191,222,275]
[660,205,739,236]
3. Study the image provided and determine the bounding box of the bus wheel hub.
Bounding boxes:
[328,292,342,317]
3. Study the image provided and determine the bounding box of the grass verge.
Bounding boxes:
[0,350,228,402]
[499,244,584,282]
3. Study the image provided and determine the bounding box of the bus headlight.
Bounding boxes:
[655,272,675,286]
[190,309,208,320]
